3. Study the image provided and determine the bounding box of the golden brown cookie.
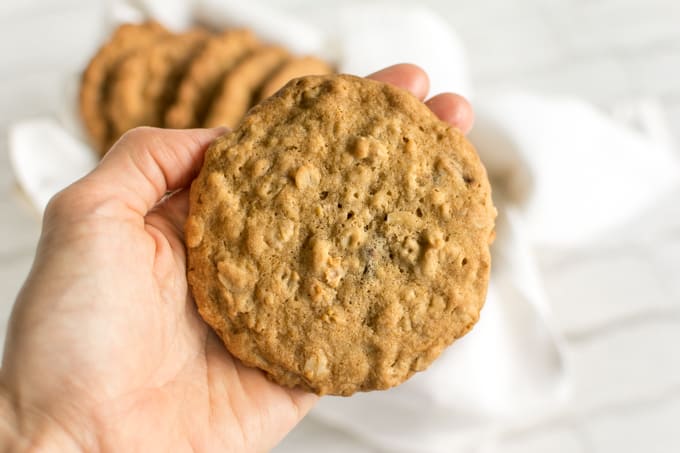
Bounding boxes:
[106,29,209,144]
[204,46,289,128]
[79,21,168,154]
[165,29,260,129]
[186,74,496,396]
[257,56,333,101]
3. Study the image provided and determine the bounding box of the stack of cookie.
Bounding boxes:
[79,21,333,156]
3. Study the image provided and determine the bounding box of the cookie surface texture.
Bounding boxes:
[187,74,496,396]
[165,29,260,129]
[79,21,167,154]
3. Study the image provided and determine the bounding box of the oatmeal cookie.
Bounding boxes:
[204,45,289,128]
[107,29,209,143]
[187,74,496,396]
[257,56,333,101]
[165,29,260,129]
[79,21,167,154]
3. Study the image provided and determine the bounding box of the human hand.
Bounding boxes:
[0,64,473,452]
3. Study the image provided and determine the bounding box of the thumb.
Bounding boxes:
[84,127,226,217]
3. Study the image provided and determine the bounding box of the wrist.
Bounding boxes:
[0,376,86,453]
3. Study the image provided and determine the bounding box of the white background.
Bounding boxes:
[1,1,680,452]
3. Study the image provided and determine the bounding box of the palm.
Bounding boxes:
[89,200,309,451]
[68,199,311,451]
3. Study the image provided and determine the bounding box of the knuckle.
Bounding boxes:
[111,126,159,151]
[43,186,79,221]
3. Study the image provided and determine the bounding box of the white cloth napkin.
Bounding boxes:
[7,1,680,452]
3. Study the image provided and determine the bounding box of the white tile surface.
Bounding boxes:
[584,391,680,453]
[1,1,679,452]
[487,427,586,453]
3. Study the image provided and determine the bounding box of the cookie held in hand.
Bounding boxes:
[187,74,496,396]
